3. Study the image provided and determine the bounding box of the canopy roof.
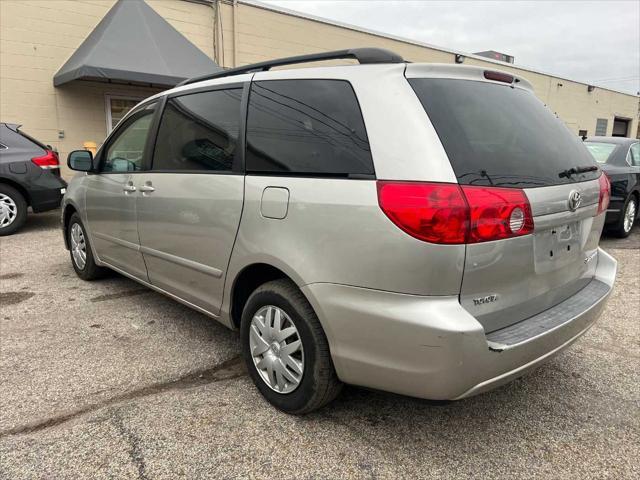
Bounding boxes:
[53,0,221,88]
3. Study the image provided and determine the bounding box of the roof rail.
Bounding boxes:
[177,48,405,87]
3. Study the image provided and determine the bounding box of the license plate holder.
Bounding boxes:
[534,221,581,273]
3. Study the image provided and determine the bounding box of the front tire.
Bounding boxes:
[240,279,342,414]
[0,184,27,236]
[611,195,637,238]
[67,213,107,280]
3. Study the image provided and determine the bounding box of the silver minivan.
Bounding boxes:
[62,48,617,414]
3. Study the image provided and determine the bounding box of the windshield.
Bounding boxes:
[584,142,617,164]
[408,78,600,188]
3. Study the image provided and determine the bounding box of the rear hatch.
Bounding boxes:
[406,66,606,332]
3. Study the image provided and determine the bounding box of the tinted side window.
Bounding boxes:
[153,89,242,172]
[102,102,157,173]
[246,80,374,177]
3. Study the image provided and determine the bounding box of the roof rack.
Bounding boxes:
[177,48,405,87]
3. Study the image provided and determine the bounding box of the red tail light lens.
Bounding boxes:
[461,186,534,243]
[31,150,59,169]
[597,173,610,215]
[377,182,468,244]
[377,181,534,244]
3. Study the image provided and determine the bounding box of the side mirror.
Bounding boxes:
[68,150,93,172]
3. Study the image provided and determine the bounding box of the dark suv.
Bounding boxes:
[0,123,67,235]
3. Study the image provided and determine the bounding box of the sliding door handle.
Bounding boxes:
[123,184,136,193]
[139,182,155,193]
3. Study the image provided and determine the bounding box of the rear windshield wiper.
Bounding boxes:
[558,165,598,179]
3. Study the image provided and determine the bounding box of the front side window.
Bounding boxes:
[245,79,374,177]
[630,143,640,166]
[101,102,157,173]
[152,89,242,172]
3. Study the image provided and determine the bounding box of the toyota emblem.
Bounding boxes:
[568,190,582,211]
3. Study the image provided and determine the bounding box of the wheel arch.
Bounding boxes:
[0,176,31,206]
[229,263,294,330]
[62,202,79,250]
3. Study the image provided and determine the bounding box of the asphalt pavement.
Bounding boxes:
[0,210,638,479]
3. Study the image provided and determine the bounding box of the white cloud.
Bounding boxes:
[263,0,640,95]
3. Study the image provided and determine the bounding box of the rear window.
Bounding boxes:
[245,79,374,177]
[409,79,599,187]
[584,142,618,164]
[17,128,48,151]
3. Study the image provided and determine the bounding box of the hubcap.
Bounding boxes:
[0,193,17,228]
[70,223,87,270]
[624,199,636,233]
[249,305,304,394]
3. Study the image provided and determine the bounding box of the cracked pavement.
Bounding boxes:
[0,210,638,479]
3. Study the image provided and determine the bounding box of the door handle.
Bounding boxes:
[139,182,155,194]
[123,183,136,193]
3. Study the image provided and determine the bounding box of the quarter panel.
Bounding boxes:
[227,176,466,297]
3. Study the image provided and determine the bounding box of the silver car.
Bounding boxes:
[62,48,617,414]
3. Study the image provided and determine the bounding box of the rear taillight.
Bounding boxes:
[462,186,534,243]
[377,181,534,244]
[376,182,468,244]
[31,150,59,169]
[597,173,611,215]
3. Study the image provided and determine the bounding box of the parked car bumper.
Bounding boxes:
[302,247,617,400]
[28,170,67,213]
[604,196,626,225]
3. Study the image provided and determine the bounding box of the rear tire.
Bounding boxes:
[240,279,342,414]
[610,195,637,238]
[0,184,27,236]
[67,212,107,280]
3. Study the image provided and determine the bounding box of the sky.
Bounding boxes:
[262,0,640,95]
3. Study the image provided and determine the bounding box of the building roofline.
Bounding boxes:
[241,0,639,99]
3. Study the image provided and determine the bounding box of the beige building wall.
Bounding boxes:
[0,0,214,173]
[221,1,638,138]
[1,0,638,178]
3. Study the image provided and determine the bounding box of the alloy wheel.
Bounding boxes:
[70,223,87,270]
[0,193,17,228]
[249,305,304,394]
[624,199,636,233]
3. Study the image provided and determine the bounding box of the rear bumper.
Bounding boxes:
[30,184,66,212]
[302,247,617,400]
[29,170,67,212]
